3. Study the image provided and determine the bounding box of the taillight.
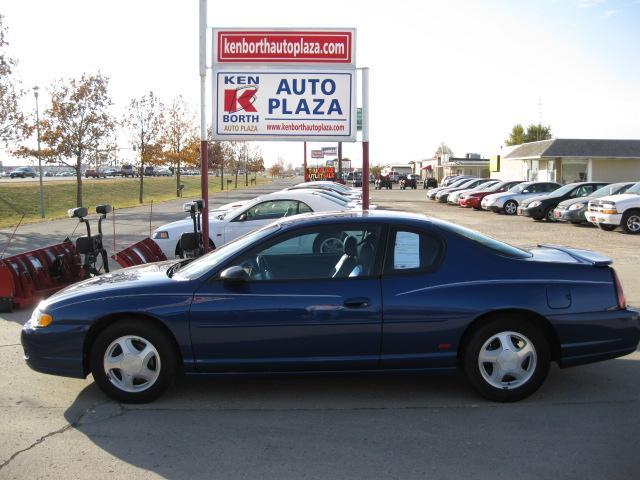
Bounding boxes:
[611,268,626,310]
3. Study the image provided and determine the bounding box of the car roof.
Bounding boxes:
[272,209,432,229]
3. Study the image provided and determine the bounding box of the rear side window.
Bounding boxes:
[385,229,443,274]
[440,222,531,259]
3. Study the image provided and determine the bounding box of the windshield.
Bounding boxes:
[550,183,579,196]
[174,223,281,280]
[449,178,472,188]
[489,181,512,192]
[593,183,633,198]
[625,182,640,195]
[432,219,531,259]
[509,183,531,193]
[316,191,349,206]
[472,180,497,191]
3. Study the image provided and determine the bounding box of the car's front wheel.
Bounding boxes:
[622,210,640,234]
[90,320,177,403]
[463,317,550,402]
[503,200,518,215]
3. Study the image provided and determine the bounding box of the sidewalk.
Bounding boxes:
[0,178,296,261]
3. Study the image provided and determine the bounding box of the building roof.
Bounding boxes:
[504,139,640,160]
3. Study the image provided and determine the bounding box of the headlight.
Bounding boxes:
[528,201,542,208]
[568,203,584,210]
[152,231,169,240]
[601,203,618,214]
[27,309,53,328]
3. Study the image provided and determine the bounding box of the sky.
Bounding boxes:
[2,0,639,168]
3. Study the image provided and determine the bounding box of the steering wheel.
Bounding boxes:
[256,255,271,281]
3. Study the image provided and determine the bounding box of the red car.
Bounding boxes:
[458,181,523,209]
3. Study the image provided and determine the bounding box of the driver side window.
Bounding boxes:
[230,225,383,281]
[237,200,299,222]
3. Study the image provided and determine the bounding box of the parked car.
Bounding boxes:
[144,166,156,177]
[435,178,485,203]
[121,164,138,177]
[285,181,362,201]
[151,190,362,258]
[518,182,609,221]
[553,182,636,225]
[423,178,438,189]
[154,167,173,176]
[458,181,523,209]
[481,181,561,215]
[448,180,500,205]
[399,174,418,190]
[85,168,107,179]
[22,210,639,403]
[441,175,475,187]
[427,177,476,200]
[103,168,119,177]
[0,170,10,178]
[10,166,37,179]
[586,182,640,233]
[375,176,393,190]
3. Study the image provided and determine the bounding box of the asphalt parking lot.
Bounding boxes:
[1,183,638,479]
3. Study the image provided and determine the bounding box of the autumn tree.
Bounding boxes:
[208,140,226,189]
[123,91,164,203]
[161,95,198,196]
[18,73,115,207]
[0,14,24,146]
[505,123,552,146]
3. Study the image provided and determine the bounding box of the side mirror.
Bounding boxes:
[522,189,530,194]
[238,213,247,222]
[68,207,88,219]
[96,204,112,215]
[220,266,249,284]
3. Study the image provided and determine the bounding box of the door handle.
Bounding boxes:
[343,297,370,308]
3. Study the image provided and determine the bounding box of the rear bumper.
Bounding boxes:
[552,308,640,367]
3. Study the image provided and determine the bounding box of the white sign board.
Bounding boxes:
[212,69,356,141]
[322,146,337,155]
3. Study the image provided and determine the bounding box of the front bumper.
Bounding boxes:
[487,204,503,213]
[459,197,480,208]
[518,205,545,218]
[553,208,585,223]
[586,211,622,226]
[21,323,87,379]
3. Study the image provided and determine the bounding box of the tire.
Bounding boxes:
[463,316,550,402]
[503,200,518,215]
[90,320,178,403]
[597,223,617,231]
[621,210,640,234]
[312,231,345,254]
[544,207,555,222]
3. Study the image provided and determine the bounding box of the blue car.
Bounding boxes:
[22,211,639,403]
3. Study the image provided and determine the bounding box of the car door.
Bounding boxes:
[190,223,385,372]
[379,226,453,369]
[223,199,307,243]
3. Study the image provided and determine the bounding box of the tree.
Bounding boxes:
[123,91,164,203]
[506,123,552,146]
[18,73,114,207]
[161,95,198,196]
[434,143,454,159]
[0,14,24,146]
[370,165,382,177]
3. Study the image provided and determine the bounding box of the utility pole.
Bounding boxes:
[338,142,342,181]
[361,68,370,210]
[199,0,210,252]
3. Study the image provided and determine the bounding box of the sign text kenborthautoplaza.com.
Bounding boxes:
[211,28,356,142]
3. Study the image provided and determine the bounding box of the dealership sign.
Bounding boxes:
[212,28,357,142]
[306,166,335,180]
[213,29,355,66]
[322,146,337,156]
[213,70,356,141]
[311,150,324,158]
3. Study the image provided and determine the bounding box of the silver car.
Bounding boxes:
[448,180,500,205]
[481,181,561,215]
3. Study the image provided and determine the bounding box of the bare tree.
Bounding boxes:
[161,95,197,196]
[123,91,164,203]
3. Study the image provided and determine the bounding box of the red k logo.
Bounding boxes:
[224,86,258,113]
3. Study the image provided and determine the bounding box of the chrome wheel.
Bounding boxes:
[504,201,517,215]
[103,335,161,393]
[478,331,537,390]
[625,214,640,233]
[319,237,344,254]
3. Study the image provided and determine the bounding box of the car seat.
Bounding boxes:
[331,236,358,278]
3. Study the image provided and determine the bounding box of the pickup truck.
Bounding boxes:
[85,168,107,178]
[586,181,640,233]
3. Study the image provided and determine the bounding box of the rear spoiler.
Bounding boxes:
[537,244,612,267]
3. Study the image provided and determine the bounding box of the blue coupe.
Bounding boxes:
[21,211,639,403]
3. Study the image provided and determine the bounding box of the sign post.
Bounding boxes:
[361,68,370,210]
[199,0,210,251]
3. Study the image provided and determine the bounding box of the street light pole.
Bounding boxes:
[33,86,45,218]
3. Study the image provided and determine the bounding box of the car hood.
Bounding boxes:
[591,193,640,204]
[558,196,594,208]
[40,261,181,310]
[522,195,550,205]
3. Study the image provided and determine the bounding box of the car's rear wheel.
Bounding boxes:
[463,317,550,402]
[622,210,640,234]
[597,223,617,231]
[503,200,518,215]
[90,320,177,403]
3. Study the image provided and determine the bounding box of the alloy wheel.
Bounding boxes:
[103,335,161,393]
[478,331,537,390]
